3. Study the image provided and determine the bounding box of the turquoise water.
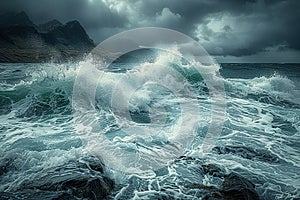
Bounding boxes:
[0,57,299,199]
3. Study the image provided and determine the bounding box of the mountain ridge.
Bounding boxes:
[37,19,63,33]
[0,12,95,63]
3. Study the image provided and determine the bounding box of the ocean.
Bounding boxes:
[0,53,299,199]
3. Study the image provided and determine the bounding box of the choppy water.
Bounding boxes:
[0,53,299,199]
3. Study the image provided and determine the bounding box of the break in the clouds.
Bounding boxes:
[1,0,300,62]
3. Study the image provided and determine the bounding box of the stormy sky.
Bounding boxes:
[1,0,300,62]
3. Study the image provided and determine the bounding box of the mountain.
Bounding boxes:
[37,19,62,33]
[0,12,95,62]
[43,20,94,51]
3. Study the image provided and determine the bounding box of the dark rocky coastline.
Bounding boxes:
[0,12,95,63]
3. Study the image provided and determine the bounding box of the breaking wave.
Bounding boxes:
[0,55,299,199]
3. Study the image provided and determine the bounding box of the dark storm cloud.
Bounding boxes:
[122,0,300,57]
[1,0,299,59]
[119,0,260,34]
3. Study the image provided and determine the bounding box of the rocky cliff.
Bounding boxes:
[0,12,95,62]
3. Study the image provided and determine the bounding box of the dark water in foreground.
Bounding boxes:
[0,60,299,199]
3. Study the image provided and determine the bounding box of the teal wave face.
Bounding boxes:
[0,61,299,199]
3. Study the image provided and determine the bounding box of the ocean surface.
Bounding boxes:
[0,53,300,199]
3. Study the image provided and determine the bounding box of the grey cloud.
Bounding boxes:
[104,0,299,57]
[195,0,300,56]
[0,0,299,59]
